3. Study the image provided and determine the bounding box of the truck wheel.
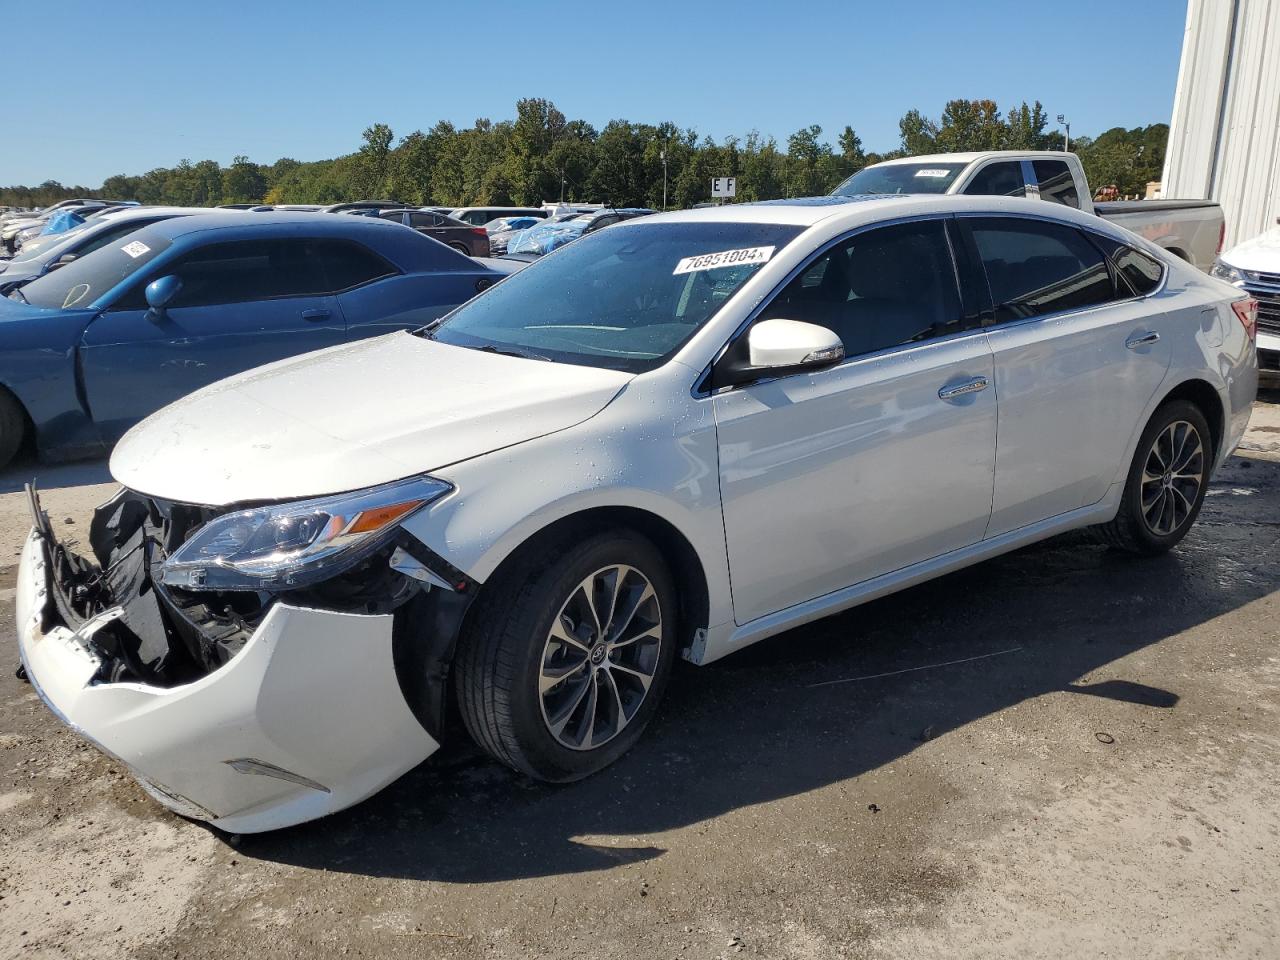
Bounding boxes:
[454,528,677,782]
[1096,400,1211,554]
[0,390,27,469]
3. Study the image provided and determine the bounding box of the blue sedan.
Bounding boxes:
[0,212,515,465]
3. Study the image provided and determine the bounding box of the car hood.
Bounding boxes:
[1222,227,1280,274]
[110,331,633,506]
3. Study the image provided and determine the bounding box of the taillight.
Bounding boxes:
[471,227,488,237]
[1217,221,1226,254]
[1231,298,1257,341]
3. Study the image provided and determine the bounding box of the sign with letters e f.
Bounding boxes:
[711,177,737,198]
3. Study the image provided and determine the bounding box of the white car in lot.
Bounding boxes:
[17,195,1257,832]
[1213,224,1280,385]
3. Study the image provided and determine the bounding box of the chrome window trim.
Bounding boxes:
[695,213,974,397]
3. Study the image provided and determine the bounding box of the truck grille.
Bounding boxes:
[1243,281,1280,336]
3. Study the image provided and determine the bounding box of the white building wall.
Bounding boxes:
[1163,0,1280,249]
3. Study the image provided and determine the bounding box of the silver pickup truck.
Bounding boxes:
[833,151,1224,272]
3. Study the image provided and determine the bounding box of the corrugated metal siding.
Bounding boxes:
[1163,0,1280,249]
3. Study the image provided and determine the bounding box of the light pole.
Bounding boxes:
[1057,113,1071,153]
[660,148,668,211]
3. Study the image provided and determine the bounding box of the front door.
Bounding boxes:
[80,237,347,442]
[713,218,998,625]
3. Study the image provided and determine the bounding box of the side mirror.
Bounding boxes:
[144,275,182,317]
[715,318,845,387]
[46,252,77,271]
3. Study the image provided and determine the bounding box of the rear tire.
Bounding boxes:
[0,390,27,469]
[1096,399,1211,554]
[454,528,677,782]
[449,242,471,256]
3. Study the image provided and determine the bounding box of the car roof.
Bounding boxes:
[139,210,407,240]
[872,150,1075,166]
[621,193,1129,236]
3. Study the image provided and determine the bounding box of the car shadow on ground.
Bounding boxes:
[0,456,112,494]
[226,456,1280,883]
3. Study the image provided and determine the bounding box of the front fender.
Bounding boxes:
[0,306,103,458]
[398,375,734,631]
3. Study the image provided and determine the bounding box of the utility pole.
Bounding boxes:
[660,149,668,211]
[560,172,566,204]
[1057,113,1071,153]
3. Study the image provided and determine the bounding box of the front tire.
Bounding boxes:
[454,529,677,782]
[0,390,27,468]
[1097,399,1211,554]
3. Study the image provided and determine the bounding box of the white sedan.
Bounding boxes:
[17,195,1258,832]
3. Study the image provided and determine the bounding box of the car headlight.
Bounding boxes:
[160,475,451,591]
[1211,259,1246,285]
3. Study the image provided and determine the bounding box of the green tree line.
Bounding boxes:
[0,98,1168,210]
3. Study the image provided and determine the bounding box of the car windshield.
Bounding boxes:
[429,220,804,373]
[833,162,967,196]
[16,225,173,309]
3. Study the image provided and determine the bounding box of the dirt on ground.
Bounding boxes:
[2,399,1279,960]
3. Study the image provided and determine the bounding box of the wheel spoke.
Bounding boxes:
[1172,435,1203,474]
[607,659,654,692]
[548,614,591,655]
[539,657,587,694]
[548,671,594,740]
[598,667,628,738]
[576,578,604,647]
[578,673,600,749]
[611,622,662,649]
[607,581,655,644]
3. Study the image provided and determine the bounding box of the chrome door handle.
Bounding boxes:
[938,376,990,400]
[1126,331,1160,349]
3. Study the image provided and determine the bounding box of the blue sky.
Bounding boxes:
[4,0,1188,187]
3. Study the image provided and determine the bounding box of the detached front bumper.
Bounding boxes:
[16,527,438,833]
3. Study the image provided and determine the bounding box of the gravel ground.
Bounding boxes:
[2,397,1279,959]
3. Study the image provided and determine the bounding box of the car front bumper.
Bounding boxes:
[16,527,438,833]
[1257,332,1280,387]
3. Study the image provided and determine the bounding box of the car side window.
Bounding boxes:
[144,239,332,309]
[759,219,965,358]
[307,239,399,292]
[407,212,435,228]
[1113,246,1164,296]
[969,217,1115,322]
[1032,159,1080,208]
[963,161,1026,198]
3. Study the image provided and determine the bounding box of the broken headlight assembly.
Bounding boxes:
[159,476,452,592]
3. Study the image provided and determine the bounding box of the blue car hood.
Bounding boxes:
[0,294,95,325]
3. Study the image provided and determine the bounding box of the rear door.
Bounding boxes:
[713,217,997,624]
[959,215,1173,537]
[80,237,347,441]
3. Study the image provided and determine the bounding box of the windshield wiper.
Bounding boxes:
[474,343,552,362]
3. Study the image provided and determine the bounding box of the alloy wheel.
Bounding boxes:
[538,564,663,751]
[1140,419,1205,536]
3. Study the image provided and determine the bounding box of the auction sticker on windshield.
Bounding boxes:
[121,241,151,258]
[674,246,775,275]
[914,169,952,178]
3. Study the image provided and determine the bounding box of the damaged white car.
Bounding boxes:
[17,195,1257,832]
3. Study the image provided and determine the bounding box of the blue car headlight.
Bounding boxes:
[160,476,451,591]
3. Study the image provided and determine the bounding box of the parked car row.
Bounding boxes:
[14,189,1258,835]
[0,209,521,466]
[1,199,138,255]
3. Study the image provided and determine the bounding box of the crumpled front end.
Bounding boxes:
[16,488,445,833]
